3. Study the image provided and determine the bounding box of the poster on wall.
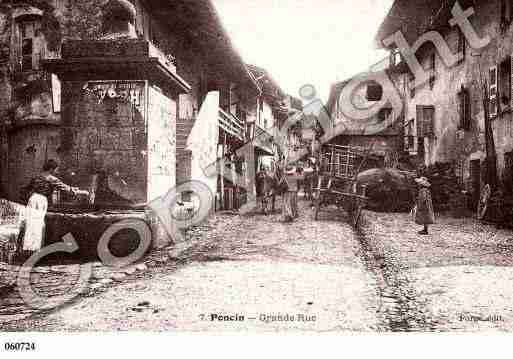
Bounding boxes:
[83,81,145,111]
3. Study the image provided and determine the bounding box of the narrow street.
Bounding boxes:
[3,197,513,332]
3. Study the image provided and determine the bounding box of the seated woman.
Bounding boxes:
[18,159,89,259]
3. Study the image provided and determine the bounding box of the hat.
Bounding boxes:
[415,177,431,187]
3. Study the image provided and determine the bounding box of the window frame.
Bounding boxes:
[17,18,42,72]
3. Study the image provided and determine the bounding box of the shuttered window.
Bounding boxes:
[458,86,471,130]
[457,28,466,62]
[490,66,498,117]
[416,105,435,138]
[19,19,42,72]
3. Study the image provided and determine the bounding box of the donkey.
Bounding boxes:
[255,165,286,215]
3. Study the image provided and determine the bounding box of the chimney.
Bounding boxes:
[101,0,137,40]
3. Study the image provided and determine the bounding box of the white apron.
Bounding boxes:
[22,193,48,252]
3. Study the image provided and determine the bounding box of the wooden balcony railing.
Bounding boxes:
[219,108,245,141]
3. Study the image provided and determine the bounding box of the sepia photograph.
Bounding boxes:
[1,0,513,353]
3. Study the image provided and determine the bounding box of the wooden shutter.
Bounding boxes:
[459,86,471,130]
[511,55,513,110]
[490,66,498,117]
[458,28,466,61]
[423,106,435,137]
[416,105,424,138]
[417,105,434,137]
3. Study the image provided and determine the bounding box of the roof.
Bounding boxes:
[374,0,475,49]
[143,0,261,92]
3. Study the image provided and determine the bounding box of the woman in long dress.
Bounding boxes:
[18,159,89,259]
[413,176,435,235]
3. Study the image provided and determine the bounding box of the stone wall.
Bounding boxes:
[404,0,513,192]
[58,80,148,203]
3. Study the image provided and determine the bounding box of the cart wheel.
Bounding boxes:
[352,202,363,229]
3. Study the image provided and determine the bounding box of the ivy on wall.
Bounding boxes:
[62,0,104,40]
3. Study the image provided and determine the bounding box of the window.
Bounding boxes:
[366,83,383,101]
[220,83,230,113]
[458,86,471,130]
[230,83,238,116]
[246,122,255,140]
[499,58,511,112]
[501,0,512,29]
[18,19,42,71]
[489,66,498,117]
[416,105,435,138]
[404,118,415,151]
[457,28,466,62]
[390,49,401,66]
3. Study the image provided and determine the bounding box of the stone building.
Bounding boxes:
[0,0,274,213]
[326,61,407,168]
[375,0,513,205]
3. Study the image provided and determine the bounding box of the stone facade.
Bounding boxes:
[377,0,513,199]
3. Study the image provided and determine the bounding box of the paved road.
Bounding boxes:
[3,199,513,332]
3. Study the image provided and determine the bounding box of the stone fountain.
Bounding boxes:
[41,0,191,261]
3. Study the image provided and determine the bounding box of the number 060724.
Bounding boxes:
[4,342,36,351]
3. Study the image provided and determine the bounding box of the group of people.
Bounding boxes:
[256,157,318,223]
[257,157,436,233]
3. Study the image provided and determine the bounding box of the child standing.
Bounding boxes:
[414,177,435,235]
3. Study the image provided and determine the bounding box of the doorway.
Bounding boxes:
[470,159,481,210]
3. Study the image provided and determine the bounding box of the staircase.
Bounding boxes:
[176,119,195,184]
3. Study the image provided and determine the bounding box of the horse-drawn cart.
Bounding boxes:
[313,144,371,228]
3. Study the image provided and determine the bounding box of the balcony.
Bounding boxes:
[219,108,245,141]
[148,41,177,74]
[253,125,275,156]
[43,39,190,95]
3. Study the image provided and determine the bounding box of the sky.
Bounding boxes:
[213,0,395,102]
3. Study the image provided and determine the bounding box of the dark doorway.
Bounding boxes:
[504,151,513,194]
[417,137,425,163]
[470,159,481,210]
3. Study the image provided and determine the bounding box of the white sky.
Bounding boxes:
[213,0,394,102]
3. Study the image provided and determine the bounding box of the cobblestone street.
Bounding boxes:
[3,197,513,332]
